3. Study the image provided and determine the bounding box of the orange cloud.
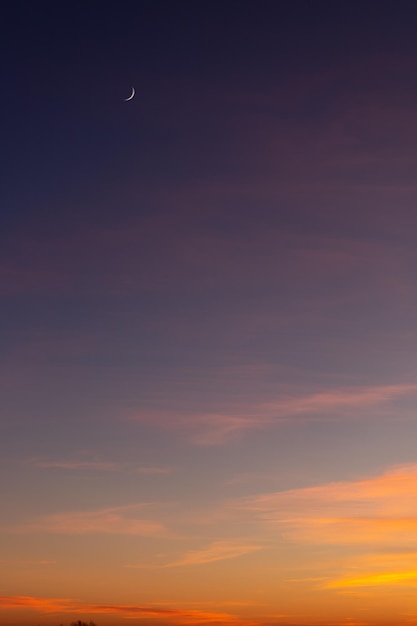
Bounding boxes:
[0,596,246,624]
[0,596,75,613]
[344,551,417,569]
[126,541,262,569]
[9,503,166,536]
[173,541,261,565]
[326,571,417,589]
[323,550,417,590]
[238,464,417,545]
[168,541,262,566]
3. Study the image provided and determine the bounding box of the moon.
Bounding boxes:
[124,87,135,101]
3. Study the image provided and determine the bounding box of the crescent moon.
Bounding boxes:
[124,87,135,101]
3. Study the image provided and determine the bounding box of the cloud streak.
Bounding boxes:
[168,541,262,567]
[322,551,417,591]
[8,503,166,536]
[30,458,173,475]
[33,459,121,471]
[262,384,417,418]
[126,541,262,569]
[326,571,417,589]
[132,383,417,445]
[0,596,246,624]
[135,466,173,475]
[238,463,417,546]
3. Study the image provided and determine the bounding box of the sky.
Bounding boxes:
[4,1,417,625]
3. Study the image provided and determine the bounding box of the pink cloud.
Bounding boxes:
[33,460,121,471]
[130,383,417,445]
[135,466,173,475]
[30,459,173,475]
[262,383,417,418]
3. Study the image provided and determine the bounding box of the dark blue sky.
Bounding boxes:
[4,3,417,625]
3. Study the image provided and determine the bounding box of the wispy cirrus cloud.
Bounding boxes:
[126,541,262,569]
[322,551,417,590]
[8,503,166,536]
[237,463,417,546]
[169,540,262,566]
[33,459,121,471]
[187,415,267,446]
[326,570,417,589]
[135,466,173,475]
[30,458,173,475]
[262,383,417,418]
[132,383,417,445]
[0,595,247,624]
[232,465,417,593]
[0,559,56,566]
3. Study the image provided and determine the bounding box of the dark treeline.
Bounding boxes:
[58,621,98,626]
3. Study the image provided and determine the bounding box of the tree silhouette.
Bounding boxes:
[70,621,97,626]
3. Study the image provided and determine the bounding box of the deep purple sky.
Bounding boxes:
[4,3,417,625]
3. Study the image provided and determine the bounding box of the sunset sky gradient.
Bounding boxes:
[3,2,417,625]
